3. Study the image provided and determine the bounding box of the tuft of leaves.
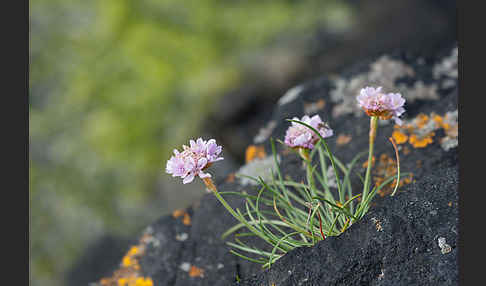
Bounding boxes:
[218,120,407,268]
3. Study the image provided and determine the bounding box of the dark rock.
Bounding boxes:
[65,235,132,286]
[238,165,458,286]
[93,44,458,285]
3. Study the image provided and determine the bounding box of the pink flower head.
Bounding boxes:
[284,114,334,150]
[166,138,223,184]
[357,86,406,125]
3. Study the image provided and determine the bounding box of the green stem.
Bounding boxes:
[203,177,241,221]
[362,116,378,203]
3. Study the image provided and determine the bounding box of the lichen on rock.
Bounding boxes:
[330,55,444,119]
[236,155,281,186]
[433,47,458,89]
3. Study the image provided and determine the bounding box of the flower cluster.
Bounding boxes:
[284,115,333,149]
[166,138,223,184]
[357,86,406,125]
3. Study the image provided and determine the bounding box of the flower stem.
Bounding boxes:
[389,137,401,197]
[298,147,310,162]
[362,116,378,203]
[202,177,241,221]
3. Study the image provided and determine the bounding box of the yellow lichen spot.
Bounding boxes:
[392,130,408,144]
[118,278,127,286]
[189,265,205,278]
[127,246,139,257]
[172,209,185,218]
[448,201,453,207]
[182,213,191,226]
[135,277,153,286]
[145,278,154,286]
[409,133,434,148]
[122,256,133,267]
[336,134,352,146]
[245,145,266,163]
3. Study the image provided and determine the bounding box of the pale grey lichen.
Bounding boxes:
[278,85,304,106]
[440,110,458,151]
[438,237,452,254]
[404,81,439,102]
[368,55,415,83]
[253,120,277,144]
[371,217,383,232]
[433,47,458,89]
[330,55,442,119]
[441,137,458,151]
[175,232,189,241]
[236,155,280,186]
[325,165,338,189]
[415,116,437,139]
[143,225,154,235]
[303,99,326,115]
[145,234,161,248]
[179,262,191,272]
[378,269,385,280]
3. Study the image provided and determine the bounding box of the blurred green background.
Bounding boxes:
[30,1,355,285]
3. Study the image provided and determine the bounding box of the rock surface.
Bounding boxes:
[92,43,458,286]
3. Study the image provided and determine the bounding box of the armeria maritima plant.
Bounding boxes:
[165,86,408,268]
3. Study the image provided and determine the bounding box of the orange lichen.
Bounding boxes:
[189,266,205,278]
[416,160,423,169]
[225,173,235,183]
[444,124,458,137]
[304,99,326,114]
[98,233,153,286]
[402,146,411,155]
[116,277,153,286]
[362,156,375,168]
[135,277,153,286]
[182,213,192,226]
[432,114,454,133]
[127,246,139,256]
[336,134,352,146]
[405,123,415,133]
[393,111,458,150]
[432,114,443,126]
[172,209,192,225]
[245,145,266,163]
[122,256,134,267]
[172,209,185,218]
[392,130,408,144]
[409,133,434,148]
[117,278,128,286]
[416,114,430,128]
[371,153,413,197]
